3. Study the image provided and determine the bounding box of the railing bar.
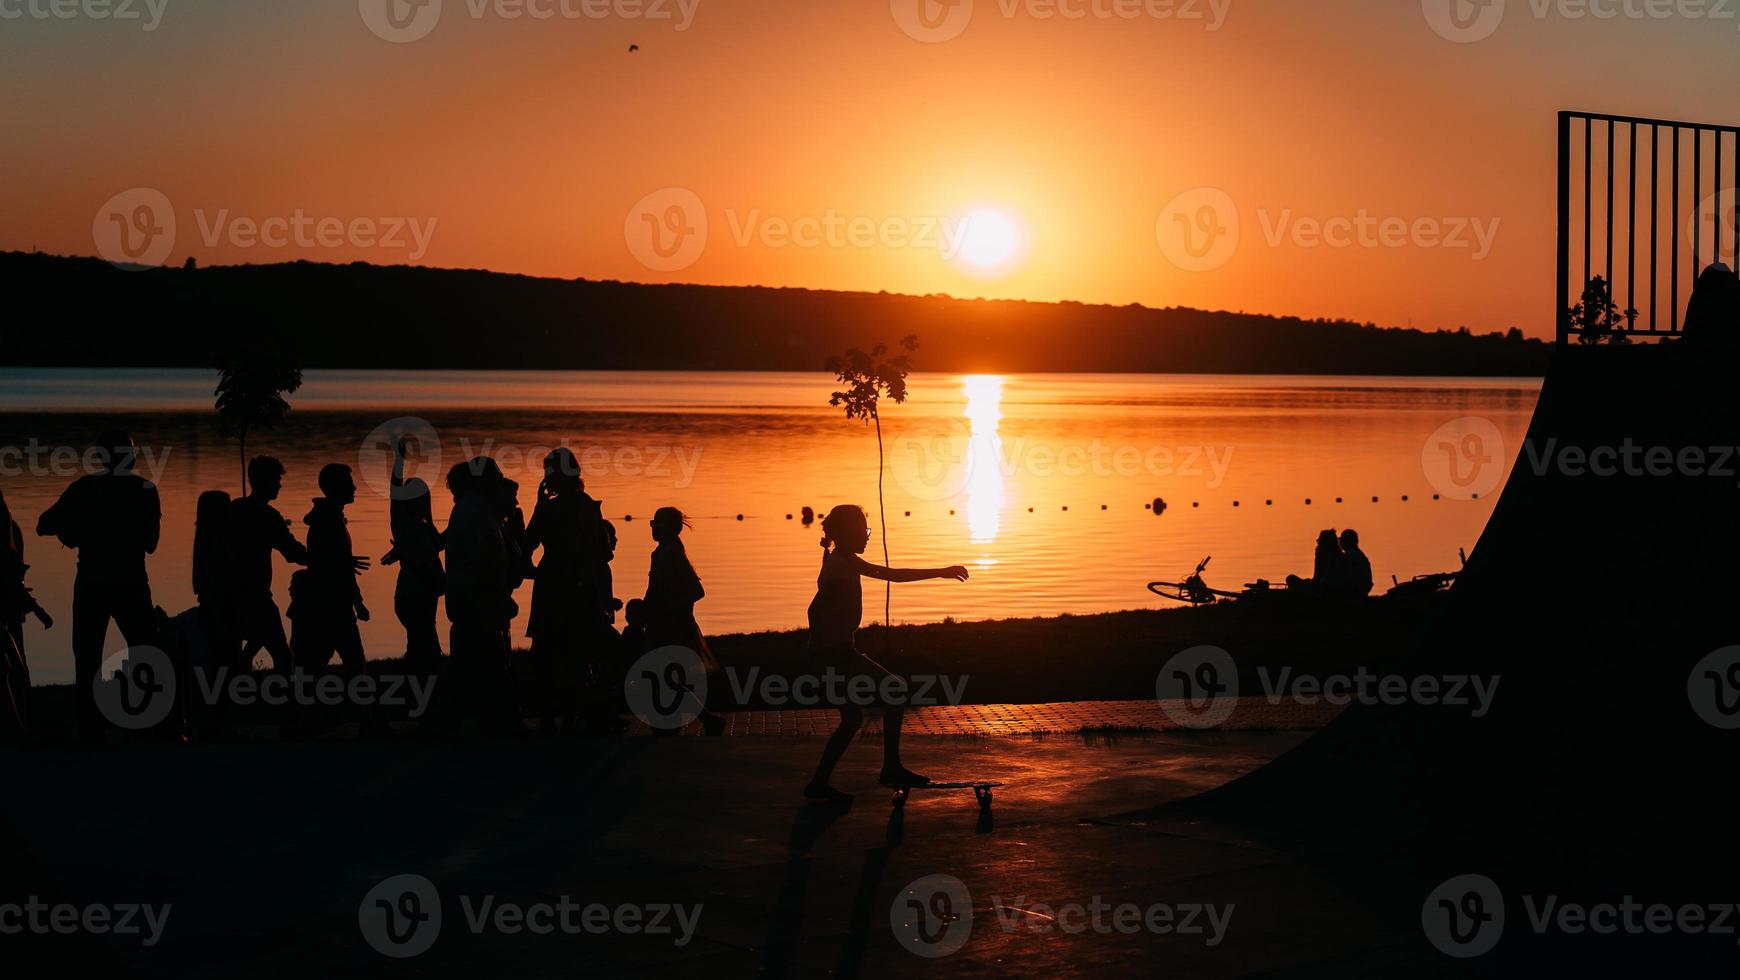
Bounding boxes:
[1694,128,1702,277]
[1557,112,1572,347]
[1606,120,1616,287]
[1566,109,1740,134]
[1719,132,1726,268]
[1627,122,1636,324]
[1672,127,1681,333]
[1650,124,1659,332]
[1585,118,1593,291]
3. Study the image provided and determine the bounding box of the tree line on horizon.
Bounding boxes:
[0,251,1551,376]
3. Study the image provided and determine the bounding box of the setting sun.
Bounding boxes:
[950,206,1025,276]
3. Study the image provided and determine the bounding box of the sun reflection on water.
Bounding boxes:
[963,375,1005,546]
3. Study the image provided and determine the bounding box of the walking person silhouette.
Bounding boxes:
[435,458,522,736]
[803,504,968,802]
[1,488,52,739]
[228,457,307,673]
[383,438,444,671]
[644,507,724,735]
[35,430,160,741]
[523,448,612,735]
[286,464,379,736]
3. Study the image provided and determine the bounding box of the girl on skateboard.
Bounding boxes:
[804,504,968,801]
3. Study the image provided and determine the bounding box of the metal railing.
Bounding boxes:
[1558,111,1740,344]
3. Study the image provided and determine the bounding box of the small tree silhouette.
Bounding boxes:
[827,335,918,630]
[214,348,303,495]
[1567,276,1635,345]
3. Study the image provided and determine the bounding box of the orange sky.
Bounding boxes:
[4,0,1740,337]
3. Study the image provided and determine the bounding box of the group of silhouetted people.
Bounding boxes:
[1,430,725,742]
[1285,528,1373,600]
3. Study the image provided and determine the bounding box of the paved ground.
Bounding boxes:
[655,697,1342,736]
[1,726,1439,978]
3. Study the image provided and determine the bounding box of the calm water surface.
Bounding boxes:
[0,369,1540,684]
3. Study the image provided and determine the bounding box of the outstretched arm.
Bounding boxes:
[849,554,969,583]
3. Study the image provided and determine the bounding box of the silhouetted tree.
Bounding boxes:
[214,348,303,494]
[1567,276,1635,345]
[827,335,918,628]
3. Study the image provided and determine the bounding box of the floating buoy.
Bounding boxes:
[904,511,911,517]
[785,514,793,520]
[949,509,956,516]
[1472,493,1480,500]
[736,514,744,521]
[1371,496,1379,503]
[1233,501,1241,507]
[624,515,634,522]
[1027,507,1034,513]
[1305,498,1313,505]
[1192,502,1199,508]
[1062,506,1068,512]
[1100,504,1107,511]
[1335,498,1343,504]
[1265,500,1273,506]
[1433,494,1441,501]
[1401,495,1409,502]
[1153,497,1168,515]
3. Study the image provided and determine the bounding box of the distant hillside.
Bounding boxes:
[0,252,1549,376]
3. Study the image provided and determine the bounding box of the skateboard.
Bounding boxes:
[888,781,1005,811]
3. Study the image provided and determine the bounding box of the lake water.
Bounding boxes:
[0,369,1540,684]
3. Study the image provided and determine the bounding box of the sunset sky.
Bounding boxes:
[4,0,1740,337]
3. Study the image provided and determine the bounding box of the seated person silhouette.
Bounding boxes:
[1285,530,1344,596]
[1683,263,1740,342]
[1337,529,1373,599]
